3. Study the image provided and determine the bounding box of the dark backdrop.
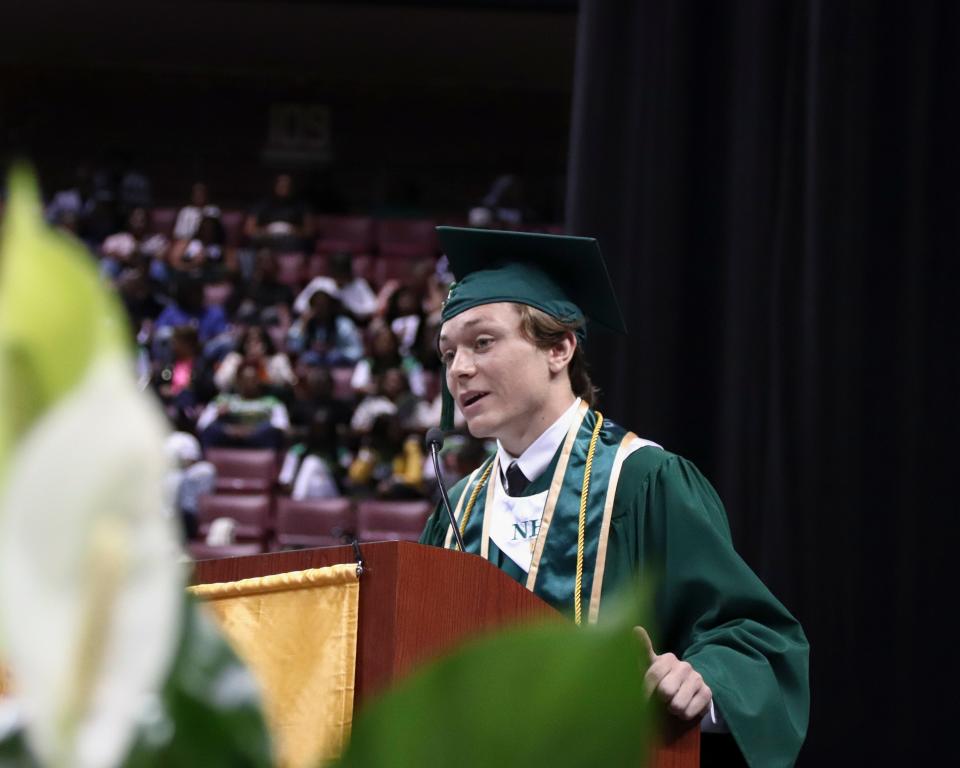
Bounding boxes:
[1,1,575,215]
[567,1,957,764]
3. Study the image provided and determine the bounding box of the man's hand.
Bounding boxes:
[635,627,712,721]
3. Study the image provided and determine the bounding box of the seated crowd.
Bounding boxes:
[45,171,487,544]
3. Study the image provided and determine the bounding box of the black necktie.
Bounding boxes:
[505,461,530,496]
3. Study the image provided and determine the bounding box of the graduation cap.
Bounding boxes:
[438,227,626,335]
[436,226,626,430]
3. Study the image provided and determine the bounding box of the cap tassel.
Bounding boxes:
[440,366,455,432]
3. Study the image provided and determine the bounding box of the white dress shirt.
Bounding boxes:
[487,398,582,573]
[496,397,583,491]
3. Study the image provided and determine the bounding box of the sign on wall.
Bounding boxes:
[262,103,333,167]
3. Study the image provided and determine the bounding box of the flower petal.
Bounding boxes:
[0,354,183,768]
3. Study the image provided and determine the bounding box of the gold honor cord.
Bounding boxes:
[443,465,479,550]
[458,460,495,544]
[574,412,604,626]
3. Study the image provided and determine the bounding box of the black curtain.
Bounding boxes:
[567,1,958,764]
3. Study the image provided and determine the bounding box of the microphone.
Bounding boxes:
[425,428,465,552]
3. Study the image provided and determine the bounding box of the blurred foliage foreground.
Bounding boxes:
[0,167,649,767]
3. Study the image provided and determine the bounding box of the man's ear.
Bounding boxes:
[547,331,577,374]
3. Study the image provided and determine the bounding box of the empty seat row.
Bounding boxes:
[149,209,446,258]
[150,210,564,259]
[205,448,279,493]
[192,494,434,559]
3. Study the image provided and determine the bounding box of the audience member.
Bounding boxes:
[162,431,216,540]
[278,408,345,500]
[196,363,290,450]
[173,182,214,241]
[384,285,425,356]
[118,165,153,212]
[346,413,424,499]
[214,325,295,393]
[169,210,237,279]
[232,249,295,321]
[154,277,229,362]
[287,284,363,366]
[351,367,425,433]
[154,326,213,430]
[83,167,121,245]
[294,252,378,322]
[100,207,169,283]
[288,365,353,436]
[116,265,164,338]
[45,166,95,234]
[351,321,426,397]
[244,173,311,252]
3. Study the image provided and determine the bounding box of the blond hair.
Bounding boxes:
[515,304,599,406]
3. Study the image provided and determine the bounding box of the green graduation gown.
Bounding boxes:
[420,407,809,768]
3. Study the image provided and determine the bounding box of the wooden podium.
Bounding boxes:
[192,540,699,767]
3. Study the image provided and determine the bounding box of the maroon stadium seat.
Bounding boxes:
[221,209,246,246]
[151,207,177,238]
[306,253,329,279]
[355,499,433,542]
[205,448,278,493]
[352,253,375,283]
[376,218,438,261]
[187,541,264,561]
[314,215,375,256]
[374,255,416,285]
[276,251,306,288]
[197,493,272,541]
[275,497,355,549]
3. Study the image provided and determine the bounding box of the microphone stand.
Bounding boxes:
[425,428,465,552]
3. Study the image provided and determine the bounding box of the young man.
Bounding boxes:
[420,227,809,768]
[196,363,290,451]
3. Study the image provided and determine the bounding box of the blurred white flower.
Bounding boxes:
[0,352,184,768]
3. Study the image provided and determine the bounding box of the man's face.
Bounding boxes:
[438,302,552,447]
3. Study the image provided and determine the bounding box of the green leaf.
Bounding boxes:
[0,165,129,483]
[123,597,273,768]
[0,724,41,768]
[338,592,651,768]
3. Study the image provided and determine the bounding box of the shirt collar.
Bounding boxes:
[497,397,582,486]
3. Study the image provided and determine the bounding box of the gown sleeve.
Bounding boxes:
[611,450,809,768]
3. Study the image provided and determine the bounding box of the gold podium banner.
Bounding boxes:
[190,563,360,768]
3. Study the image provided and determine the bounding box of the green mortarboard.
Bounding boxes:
[436,226,626,430]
